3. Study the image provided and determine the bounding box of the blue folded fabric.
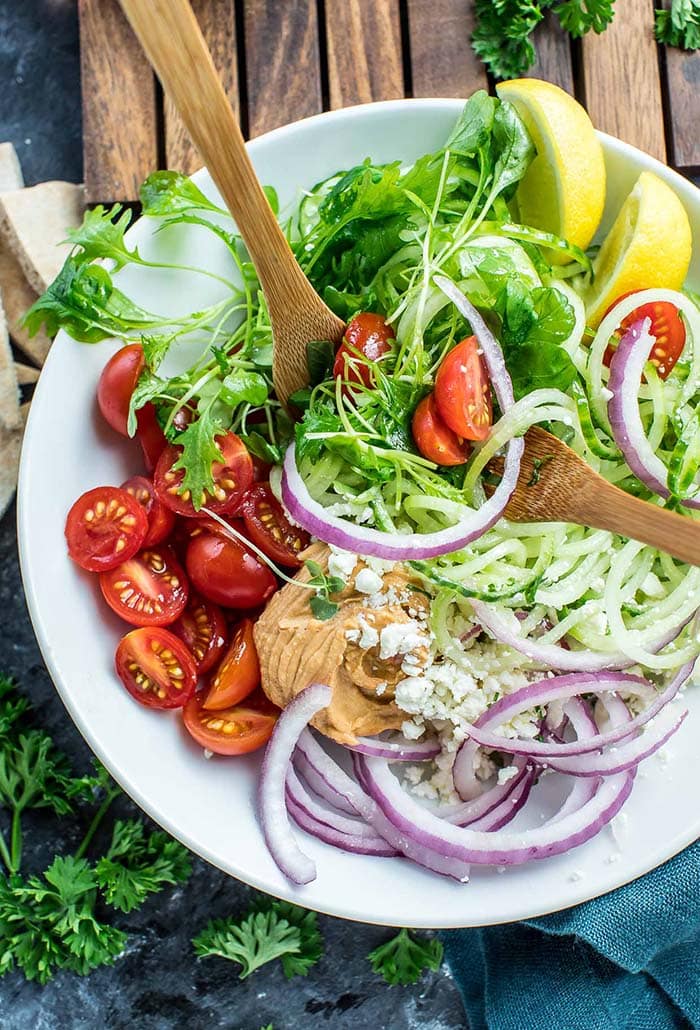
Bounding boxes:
[441,839,700,1030]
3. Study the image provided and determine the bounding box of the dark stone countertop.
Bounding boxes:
[0,2,467,1027]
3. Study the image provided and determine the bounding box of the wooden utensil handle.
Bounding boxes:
[573,480,700,567]
[118,0,311,309]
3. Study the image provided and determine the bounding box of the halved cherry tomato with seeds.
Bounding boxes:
[171,594,228,675]
[97,344,144,437]
[115,627,197,709]
[65,486,148,572]
[412,394,472,466]
[202,619,259,710]
[602,294,686,379]
[154,431,253,517]
[241,483,310,566]
[100,545,189,626]
[121,475,176,547]
[434,335,492,442]
[182,687,279,755]
[333,312,394,388]
[185,532,277,609]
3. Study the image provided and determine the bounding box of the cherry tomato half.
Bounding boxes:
[241,483,310,567]
[100,545,189,626]
[182,687,279,755]
[603,294,686,379]
[434,335,492,442]
[154,431,254,517]
[185,532,277,609]
[121,475,176,547]
[333,312,394,388]
[136,402,167,473]
[97,344,145,437]
[65,486,148,573]
[412,394,472,466]
[202,619,260,710]
[115,627,197,709]
[171,593,228,675]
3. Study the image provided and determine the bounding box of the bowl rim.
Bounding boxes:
[16,97,700,928]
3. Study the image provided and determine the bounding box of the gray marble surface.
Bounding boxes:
[0,2,468,1027]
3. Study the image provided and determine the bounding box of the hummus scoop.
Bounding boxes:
[254,543,430,745]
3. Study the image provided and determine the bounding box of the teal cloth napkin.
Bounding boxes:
[441,839,700,1030]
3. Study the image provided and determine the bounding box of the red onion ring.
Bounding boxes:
[608,317,700,508]
[280,278,523,559]
[292,750,360,816]
[258,683,332,884]
[342,733,440,761]
[441,756,531,825]
[466,767,536,831]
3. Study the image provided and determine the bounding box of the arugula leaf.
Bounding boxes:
[0,858,126,983]
[193,908,307,980]
[140,170,227,218]
[499,282,577,399]
[655,0,700,48]
[64,204,137,269]
[485,100,535,206]
[95,819,191,913]
[445,90,497,157]
[367,928,443,986]
[218,370,269,408]
[170,405,226,509]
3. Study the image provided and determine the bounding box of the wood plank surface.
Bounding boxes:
[78,0,158,202]
[325,0,404,107]
[243,0,323,138]
[527,11,574,95]
[164,0,238,173]
[407,0,488,98]
[580,0,666,161]
[664,43,700,172]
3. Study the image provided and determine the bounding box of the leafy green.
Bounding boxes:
[445,90,497,156]
[193,901,322,980]
[95,820,192,913]
[305,559,345,621]
[499,282,577,399]
[218,369,269,408]
[655,0,700,48]
[555,0,616,35]
[139,170,227,218]
[367,929,443,986]
[64,204,137,269]
[170,404,226,508]
[486,100,536,206]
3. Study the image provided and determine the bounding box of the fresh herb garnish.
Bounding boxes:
[193,900,323,979]
[0,674,191,983]
[304,559,345,620]
[367,928,443,986]
[655,0,700,48]
[528,454,555,486]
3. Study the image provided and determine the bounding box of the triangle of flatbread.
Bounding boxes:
[0,293,20,431]
[0,403,27,519]
[0,181,84,294]
[0,246,50,365]
[14,362,39,385]
[0,143,23,192]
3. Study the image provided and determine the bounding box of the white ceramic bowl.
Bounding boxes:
[18,100,700,928]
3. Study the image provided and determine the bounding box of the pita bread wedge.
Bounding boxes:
[0,404,27,519]
[14,361,39,385]
[0,247,50,365]
[0,143,23,192]
[0,294,20,431]
[0,181,84,294]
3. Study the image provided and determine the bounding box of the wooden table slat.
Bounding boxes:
[78,0,158,202]
[663,45,700,172]
[165,0,239,174]
[580,0,667,162]
[325,0,404,108]
[407,0,487,99]
[527,12,575,96]
[243,0,323,139]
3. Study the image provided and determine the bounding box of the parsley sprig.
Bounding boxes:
[304,559,346,621]
[368,928,444,986]
[0,674,191,982]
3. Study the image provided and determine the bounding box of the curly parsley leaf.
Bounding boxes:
[0,676,29,742]
[0,729,92,819]
[95,819,192,913]
[554,0,615,36]
[64,204,137,270]
[139,170,228,218]
[367,928,443,986]
[194,908,304,980]
[655,0,700,47]
[251,899,324,978]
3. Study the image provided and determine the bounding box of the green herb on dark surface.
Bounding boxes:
[0,674,191,983]
[367,928,444,986]
[193,900,323,980]
[655,0,700,48]
[305,559,345,621]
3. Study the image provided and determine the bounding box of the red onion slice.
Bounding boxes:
[280,278,523,559]
[608,317,700,508]
[258,683,332,884]
[292,750,360,816]
[342,734,440,761]
[466,767,536,831]
[359,753,634,866]
[546,701,601,823]
[457,659,695,761]
[442,756,531,826]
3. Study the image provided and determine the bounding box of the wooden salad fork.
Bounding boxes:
[119,0,344,407]
[490,426,700,567]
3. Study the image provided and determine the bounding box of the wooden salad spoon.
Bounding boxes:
[490,426,700,567]
[118,0,344,407]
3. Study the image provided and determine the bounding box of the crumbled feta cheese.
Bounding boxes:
[357,616,379,650]
[345,628,360,644]
[375,681,387,697]
[379,621,429,660]
[641,572,665,598]
[203,748,214,760]
[395,676,431,714]
[497,765,519,785]
[401,720,425,740]
[355,568,384,595]
[328,546,357,581]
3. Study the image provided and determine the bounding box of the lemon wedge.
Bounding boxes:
[583,170,692,326]
[496,78,606,264]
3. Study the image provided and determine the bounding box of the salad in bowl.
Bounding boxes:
[24,80,700,891]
